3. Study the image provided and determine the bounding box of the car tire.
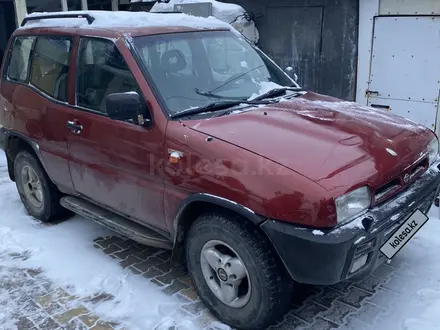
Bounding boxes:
[185,211,293,330]
[14,150,65,222]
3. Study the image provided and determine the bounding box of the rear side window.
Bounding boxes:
[76,37,141,113]
[7,37,36,82]
[30,37,72,102]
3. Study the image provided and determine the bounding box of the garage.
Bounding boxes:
[222,0,359,101]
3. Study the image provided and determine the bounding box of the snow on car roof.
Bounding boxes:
[149,0,245,23]
[19,10,231,31]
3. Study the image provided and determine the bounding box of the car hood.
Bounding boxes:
[187,92,434,194]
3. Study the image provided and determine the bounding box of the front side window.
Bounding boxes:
[132,31,296,115]
[30,36,72,102]
[76,38,142,113]
[7,36,36,82]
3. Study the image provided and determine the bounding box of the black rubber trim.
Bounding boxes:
[0,127,6,151]
[173,193,265,233]
[261,165,440,285]
[2,130,55,184]
[79,194,171,240]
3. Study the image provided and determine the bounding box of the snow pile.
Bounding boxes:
[0,151,210,330]
[21,10,230,31]
[150,0,259,43]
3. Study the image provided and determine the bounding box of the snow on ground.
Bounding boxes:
[0,150,212,330]
[368,205,440,330]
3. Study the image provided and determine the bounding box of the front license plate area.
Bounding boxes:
[380,209,429,259]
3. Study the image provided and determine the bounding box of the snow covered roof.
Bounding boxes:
[149,0,260,43]
[149,0,245,24]
[19,10,231,31]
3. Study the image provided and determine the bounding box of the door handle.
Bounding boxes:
[366,90,380,96]
[67,120,83,135]
[371,104,391,111]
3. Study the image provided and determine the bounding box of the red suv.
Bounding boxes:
[1,11,440,330]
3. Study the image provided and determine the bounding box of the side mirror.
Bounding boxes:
[285,66,298,82]
[106,92,150,126]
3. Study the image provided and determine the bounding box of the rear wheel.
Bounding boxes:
[185,212,293,330]
[14,151,65,222]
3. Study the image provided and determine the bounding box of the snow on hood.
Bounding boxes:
[150,0,259,43]
[20,10,230,31]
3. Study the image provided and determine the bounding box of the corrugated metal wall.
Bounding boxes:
[222,0,359,101]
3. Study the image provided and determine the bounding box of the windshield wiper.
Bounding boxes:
[194,88,247,100]
[170,100,272,119]
[251,87,304,101]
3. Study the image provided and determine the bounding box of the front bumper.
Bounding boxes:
[261,161,440,285]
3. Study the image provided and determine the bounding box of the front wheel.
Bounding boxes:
[14,150,65,222]
[185,212,293,330]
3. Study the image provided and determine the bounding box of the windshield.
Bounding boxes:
[132,31,298,116]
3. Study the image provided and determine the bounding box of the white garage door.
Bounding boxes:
[367,16,440,132]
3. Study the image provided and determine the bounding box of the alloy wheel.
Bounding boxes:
[200,239,251,308]
[21,165,44,209]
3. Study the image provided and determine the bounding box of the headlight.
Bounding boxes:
[428,138,439,166]
[335,186,371,225]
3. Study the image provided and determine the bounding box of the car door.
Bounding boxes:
[66,36,167,231]
[1,35,75,193]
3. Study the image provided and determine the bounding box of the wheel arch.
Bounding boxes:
[171,193,266,263]
[4,131,48,182]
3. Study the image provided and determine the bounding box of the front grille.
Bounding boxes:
[410,163,426,180]
[374,179,401,202]
[374,156,429,204]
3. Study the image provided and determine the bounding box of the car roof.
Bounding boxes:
[15,10,231,38]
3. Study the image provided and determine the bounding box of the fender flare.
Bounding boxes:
[173,193,266,243]
[4,130,52,183]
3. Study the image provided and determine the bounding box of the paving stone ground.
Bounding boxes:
[0,232,409,330]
